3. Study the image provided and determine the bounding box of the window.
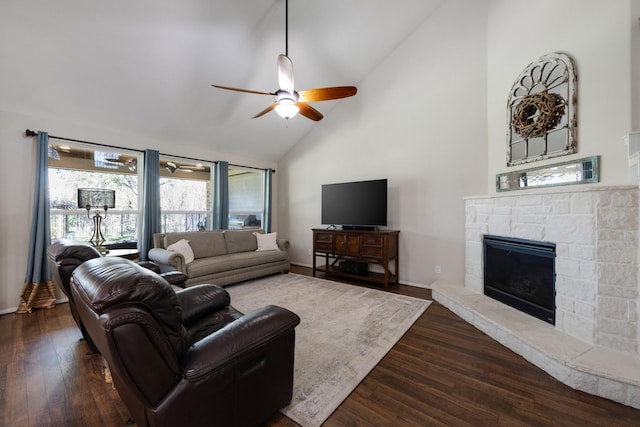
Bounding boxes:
[159,157,212,232]
[228,167,264,230]
[48,143,270,242]
[48,143,141,247]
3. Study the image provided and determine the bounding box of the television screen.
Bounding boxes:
[321,179,387,228]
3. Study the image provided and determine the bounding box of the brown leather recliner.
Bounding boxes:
[70,257,300,427]
[47,240,189,354]
[47,239,103,352]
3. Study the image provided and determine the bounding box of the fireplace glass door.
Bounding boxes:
[483,235,556,325]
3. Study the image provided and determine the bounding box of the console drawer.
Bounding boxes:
[361,246,384,257]
[314,231,334,253]
[361,236,383,246]
[361,235,384,258]
[315,242,333,252]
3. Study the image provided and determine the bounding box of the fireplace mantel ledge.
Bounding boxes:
[465,184,638,200]
[431,281,640,409]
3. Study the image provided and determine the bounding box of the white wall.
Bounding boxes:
[0,110,277,313]
[278,0,489,287]
[487,0,636,191]
[279,0,638,288]
[633,0,640,131]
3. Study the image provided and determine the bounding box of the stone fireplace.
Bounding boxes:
[466,186,639,352]
[431,185,640,409]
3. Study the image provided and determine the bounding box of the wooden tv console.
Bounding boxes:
[312,228,399,288]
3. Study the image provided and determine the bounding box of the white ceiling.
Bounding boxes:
[1,0,445,161]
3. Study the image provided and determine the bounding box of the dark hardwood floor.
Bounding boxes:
[2,265,639,426]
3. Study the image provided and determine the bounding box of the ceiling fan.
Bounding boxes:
[165,161,203,174]
[211,0,357,121]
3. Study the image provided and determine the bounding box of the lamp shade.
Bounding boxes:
[77,188,116,209]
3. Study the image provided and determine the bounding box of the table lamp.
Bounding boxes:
[77,188,115,252]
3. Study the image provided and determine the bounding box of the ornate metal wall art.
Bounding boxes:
[507,52,577,166]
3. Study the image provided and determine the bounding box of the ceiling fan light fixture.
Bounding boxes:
[210,0,356,122]
[275,99,300,119]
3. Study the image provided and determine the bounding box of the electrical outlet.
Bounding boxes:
[307,248,312,256]
[435,265,441,274]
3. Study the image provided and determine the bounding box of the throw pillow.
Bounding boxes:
[166,239,195,264]
[254,232,279,251]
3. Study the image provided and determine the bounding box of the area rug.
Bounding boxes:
[225,273,431,427]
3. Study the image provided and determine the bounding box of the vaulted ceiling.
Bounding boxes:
[1,0,445,161]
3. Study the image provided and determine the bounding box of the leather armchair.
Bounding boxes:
[47,239,102,352]
[71,257,300,427]
[47,240,188,354]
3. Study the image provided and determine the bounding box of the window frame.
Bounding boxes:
[227,166,266,230]
[159,155,214,233]
[48,141,143,247]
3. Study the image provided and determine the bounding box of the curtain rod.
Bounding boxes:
[25,128,142,153]
[24,129,274,173]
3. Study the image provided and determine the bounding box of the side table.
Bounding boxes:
[105,248,140,261]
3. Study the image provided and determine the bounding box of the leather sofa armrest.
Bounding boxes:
[182,305,300,381]
[148,248,187,274]
[161,271,188,288]
[276,239,290,251]
[176,285,231,324]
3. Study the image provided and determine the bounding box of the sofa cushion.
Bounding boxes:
[223,230,258,254]
[164,231,227,259]
[186,250,288,278]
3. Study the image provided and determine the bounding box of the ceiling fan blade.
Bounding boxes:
[298,103,323,121]
[253,103,277,119]
[299,86,357,102]
[278,54,294,93]
[211,85,273,96]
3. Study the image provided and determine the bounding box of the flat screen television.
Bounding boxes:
[321,179,387,229]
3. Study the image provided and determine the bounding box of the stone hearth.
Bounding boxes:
[432,185,640,409]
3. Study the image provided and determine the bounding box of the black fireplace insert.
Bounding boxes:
[483,235,556,325]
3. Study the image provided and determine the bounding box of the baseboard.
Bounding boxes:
[0,306,17,315]
[1,297,69,316]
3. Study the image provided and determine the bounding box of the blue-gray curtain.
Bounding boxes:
[263,168,273,232]
[18,131,56,313]
[140,149,160,261]
[212,161,229,230]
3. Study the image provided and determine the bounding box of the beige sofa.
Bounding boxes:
[148,229,290,287]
